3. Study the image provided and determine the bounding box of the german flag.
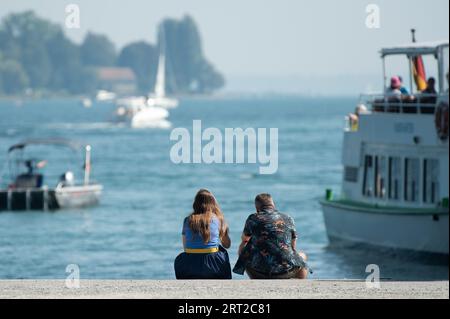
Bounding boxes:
[412,55,427,91]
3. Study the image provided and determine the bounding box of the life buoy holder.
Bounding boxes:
[435,101,449,141]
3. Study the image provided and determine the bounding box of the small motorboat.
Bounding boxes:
[0,139,103,211]
[96,90,116,102]
[114,97,170,128]
[81,98,93,108]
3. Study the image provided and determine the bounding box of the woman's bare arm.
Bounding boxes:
[182,235,186,250]
[221,226,231,249]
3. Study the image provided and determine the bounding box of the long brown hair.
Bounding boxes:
[188,189,225,243]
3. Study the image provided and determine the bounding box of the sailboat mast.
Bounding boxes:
[154,27,166,98]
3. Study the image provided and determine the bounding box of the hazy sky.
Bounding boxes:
[0,0,448,93]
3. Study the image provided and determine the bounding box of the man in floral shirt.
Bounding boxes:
[233,193,309,279]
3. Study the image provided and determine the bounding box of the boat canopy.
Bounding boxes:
[380,40,449,57]
[8,138,84,153]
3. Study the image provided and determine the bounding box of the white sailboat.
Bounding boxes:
[147,51,179,109]
[114,38,176,127]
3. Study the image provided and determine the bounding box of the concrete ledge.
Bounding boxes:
[0,280,448,299]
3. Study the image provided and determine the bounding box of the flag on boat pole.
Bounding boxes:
[412,55,427,91]
[410,29,427,91]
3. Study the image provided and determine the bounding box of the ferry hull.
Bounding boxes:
[321,201,449,255]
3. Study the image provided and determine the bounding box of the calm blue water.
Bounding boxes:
[0,97,447,280]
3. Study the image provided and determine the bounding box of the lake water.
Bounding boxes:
[0,97,448,280]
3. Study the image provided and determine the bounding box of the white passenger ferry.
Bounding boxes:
[320,39,449,255]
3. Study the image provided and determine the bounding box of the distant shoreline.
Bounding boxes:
[0,92,357,103]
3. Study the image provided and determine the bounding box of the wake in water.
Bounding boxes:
[45,122,125,130]
[131,119,172,129]
[239,173,257,180]
[2,129,19,137]
[44,121,172,130]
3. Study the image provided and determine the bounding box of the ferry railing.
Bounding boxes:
[344,116,357,132]
[359,93,443,115]
[344,93,448,132]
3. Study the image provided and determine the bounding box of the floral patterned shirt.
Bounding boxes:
[233,209,306,275]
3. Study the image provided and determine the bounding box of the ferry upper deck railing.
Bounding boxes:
[360,93,446,115]
[344,92,449,132]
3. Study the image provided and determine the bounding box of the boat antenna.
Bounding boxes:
[411,28,416,43]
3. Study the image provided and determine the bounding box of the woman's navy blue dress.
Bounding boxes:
[174,216,231,279]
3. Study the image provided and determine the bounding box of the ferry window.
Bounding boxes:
[423,159,440,204]
[404,158,420,202]
[388,157,402,200]
[344,166,358,183]
[375,156,387,198]
[362,155,373,197]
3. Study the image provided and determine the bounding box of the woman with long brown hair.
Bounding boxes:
[174,189,232,279]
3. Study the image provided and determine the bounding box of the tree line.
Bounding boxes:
[0,11,225,96]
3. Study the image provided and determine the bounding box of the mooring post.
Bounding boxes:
[26,189,31,211]
[84,145,91,186]
[7,189,12,211]
[43,186,48,211]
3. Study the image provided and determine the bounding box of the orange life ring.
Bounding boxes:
[435,101,449,141]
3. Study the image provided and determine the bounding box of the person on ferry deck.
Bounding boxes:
[398,76,410,95]
[420,77,438,105]
[386,76,403,98]
[233,193,310,279]
[174,189,232,279]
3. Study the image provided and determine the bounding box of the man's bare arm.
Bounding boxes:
[238,233,251,255]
